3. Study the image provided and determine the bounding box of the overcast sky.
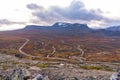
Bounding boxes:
[0,0,120,31]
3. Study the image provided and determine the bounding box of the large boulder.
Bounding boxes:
[5,68,31,80]
[110,71,120,80]
[32,74,43,80]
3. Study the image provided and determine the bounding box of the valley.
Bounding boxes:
[0,22,120,79]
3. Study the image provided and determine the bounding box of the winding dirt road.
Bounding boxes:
[77,45,84,57]
[19,39,120,65]
[47,46,56,58]
[19,39,72,62]
[19,38,36,57]
[77,45,86,61]
[18,38,86,63]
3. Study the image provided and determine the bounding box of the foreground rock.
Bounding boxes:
[0,68,48,80]
[41,68,114,80]
[0,67,117,80]
[110,71,120,80]
[6,68,31,80]
[32,74,43,80]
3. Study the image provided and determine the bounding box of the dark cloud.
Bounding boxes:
[0,19,25,25]
[32,9,64,22]
[50,6,103,21]
[26,0,105,25]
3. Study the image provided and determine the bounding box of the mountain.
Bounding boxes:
[24,22,92,31]
[19,22,120,37]
[24,25,50,30]
[101,26,120,36]
[106,26,120,31]
[2,22,120,37]
[53,22,91,32]
[22,22,94,37]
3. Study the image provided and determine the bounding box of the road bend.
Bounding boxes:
[47,46,56,58]
[19,38,33,57]
[77,45,86,61]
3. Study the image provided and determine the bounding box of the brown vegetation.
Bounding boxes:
[0,31,120,62]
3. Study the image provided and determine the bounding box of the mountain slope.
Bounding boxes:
[24,22,92,31]
[1,22,120,37]
[106,26,120,31]
[22,22,94,37]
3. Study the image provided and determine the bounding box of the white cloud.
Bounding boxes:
[0,0,73,30]
[0,24,25,31]
[88,20,107,29]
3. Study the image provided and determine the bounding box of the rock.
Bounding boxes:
[43,76,50,80]
[111,69,120,80]
[32,74,43,80]
[0,73,7,80]
[6,68,24,80]
[110,71,120,80]
[29,66,41,71]
[6,68,31,80]
[86,76,97,80]
[63,77,79,80]
[22,68,31,79]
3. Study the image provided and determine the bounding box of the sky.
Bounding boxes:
[0,0,120,31]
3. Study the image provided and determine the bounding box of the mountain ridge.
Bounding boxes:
[106,26,120,31]
[1,22,120,37]
[24,22,91,30]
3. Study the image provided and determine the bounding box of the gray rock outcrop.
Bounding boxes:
[6,68,31,80]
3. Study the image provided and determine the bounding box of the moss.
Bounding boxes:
[103,66,114,71]
[80,65,102,70]
[37,64,49,68]
[105,68,113,71]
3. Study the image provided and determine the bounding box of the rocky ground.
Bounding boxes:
[0,67,115,80]
[0,53,119,80]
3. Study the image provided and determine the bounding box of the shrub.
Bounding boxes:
[15,54,25,58]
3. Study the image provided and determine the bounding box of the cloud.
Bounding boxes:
[0,19,26,26]
[103,19,120,27]
[27,3,44,10]
[27,1,104,22]
[27,0,114,28]
[50,4,104,21]
[0,19,11,25]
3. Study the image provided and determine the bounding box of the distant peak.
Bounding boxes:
[52,22,89,28]
[56,22,66,26]
[53,22,71,27]
[73,23,88,26]
[58,22,63,26]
